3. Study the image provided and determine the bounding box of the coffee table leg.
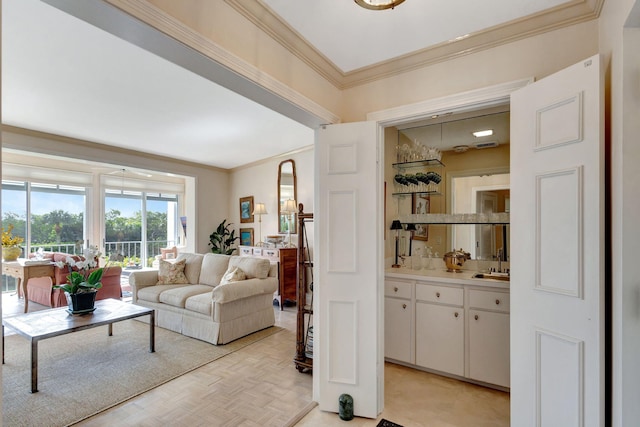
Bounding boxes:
[149,311,155,353]
[31,339,38,393]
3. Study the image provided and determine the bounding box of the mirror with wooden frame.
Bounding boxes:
[278,159,297,235]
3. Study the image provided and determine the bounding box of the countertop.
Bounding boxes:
[385,267,510,290]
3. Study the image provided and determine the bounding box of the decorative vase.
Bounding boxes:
[65,291,98,315]
[2,246,22,262]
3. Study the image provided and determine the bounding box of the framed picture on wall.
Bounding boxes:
[412,193,430,241]
[239,196,254,223]
[240,228,254,246]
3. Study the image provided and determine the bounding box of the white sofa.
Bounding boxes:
[129,252,278,345]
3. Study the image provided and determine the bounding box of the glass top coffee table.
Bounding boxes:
[2,298,155,393]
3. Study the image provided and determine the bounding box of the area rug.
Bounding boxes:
[2,320,283,427]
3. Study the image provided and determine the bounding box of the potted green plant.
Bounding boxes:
[2,224,24,261]
[53,246,105,314]
[209,220,239,255]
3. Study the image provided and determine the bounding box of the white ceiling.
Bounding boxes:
[263,0,568,73]
[2,0,313,170]
[1,0,586,170]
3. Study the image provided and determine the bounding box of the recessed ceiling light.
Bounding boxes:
[472,129,493,138]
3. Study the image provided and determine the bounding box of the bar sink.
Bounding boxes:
[472,273,511,282]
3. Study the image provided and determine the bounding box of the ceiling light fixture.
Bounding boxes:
[354,0,406,10]
[472,129,494,137]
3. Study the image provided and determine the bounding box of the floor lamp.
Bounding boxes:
[282,199,297,248]
[252,203,268,246]
[391,220,403,268]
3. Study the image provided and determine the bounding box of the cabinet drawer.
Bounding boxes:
[385,280,412,299]
[416,283,463,306]
[469,289,510,313]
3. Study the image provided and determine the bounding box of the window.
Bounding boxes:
[104,189,180,267]
[1,180,88,292]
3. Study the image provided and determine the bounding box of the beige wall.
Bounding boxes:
[228,146,314,251]
[141,0,343,118]
[343,20,599,121]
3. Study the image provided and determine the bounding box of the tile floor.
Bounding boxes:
[1,291,509,426]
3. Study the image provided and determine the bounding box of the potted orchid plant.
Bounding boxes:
[2,224,24,261]
[54,245,105,314]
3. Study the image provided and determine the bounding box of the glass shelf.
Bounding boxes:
[392,190,442,197]
[399,212,510,224]
[392,159,445,169]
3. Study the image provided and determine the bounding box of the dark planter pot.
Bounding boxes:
[65,291,97,315]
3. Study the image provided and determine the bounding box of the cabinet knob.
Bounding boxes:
[454,312,459,318]
[495,299,501,305]
[394,287,398,292]
[475,314,479,320]
[402,304,407,309]
[436,292,441,298]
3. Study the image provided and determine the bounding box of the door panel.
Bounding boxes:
[316,122,381,418]
[511,54,604,426]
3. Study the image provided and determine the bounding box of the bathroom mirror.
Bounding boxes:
[450,172,510,261]
[278,159,297,234]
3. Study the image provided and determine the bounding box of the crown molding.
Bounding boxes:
[1,125,228,173]
[224,0,344,89]
[104,0,341,126]
[227,0,603,89]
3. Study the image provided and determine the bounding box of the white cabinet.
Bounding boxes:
[384,275,510,389]
[384,280,413,363]
[467,289,510,388]
[415,301,464,376]
[468,309,510,387]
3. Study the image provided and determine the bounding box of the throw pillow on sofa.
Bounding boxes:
[219,266,246,286]
[157,258,189,285]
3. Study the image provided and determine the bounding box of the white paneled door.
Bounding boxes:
[511,54,604,426]
[315,122,382,418]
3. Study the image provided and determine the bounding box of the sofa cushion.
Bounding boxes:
[176,253,204,284]
[199,253,231,287]
[159,285,213,308]
[228,256,271,279]
[220,266,246,286]
[138,284,189,303]
[157,258,189,285]
[185,292,214,316]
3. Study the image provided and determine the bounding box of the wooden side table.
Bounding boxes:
[2,259,55,313]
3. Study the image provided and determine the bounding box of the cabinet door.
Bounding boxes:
[384,297,412,363]
[278,248,298,304]
[415,302,464,376]
[468,309,510,388]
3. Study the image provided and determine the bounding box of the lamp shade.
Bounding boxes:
[390,220,403,230]
[282,199,297,214]
[252,203,268,216]
[405,223,417,231]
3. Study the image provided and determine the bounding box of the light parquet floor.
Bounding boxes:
[2,293,509,426]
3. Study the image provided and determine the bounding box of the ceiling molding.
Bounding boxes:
[226,0,603,90]
[98,0,341,127]
[229,144,314,173]
[1,125,228,173]
[224,0,344,89]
